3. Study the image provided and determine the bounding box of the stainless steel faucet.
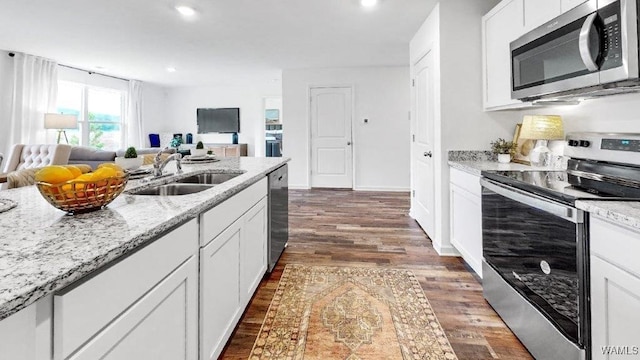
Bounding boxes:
[153,148,183,177]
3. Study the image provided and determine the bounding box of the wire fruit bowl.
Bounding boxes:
[36,174,129,214]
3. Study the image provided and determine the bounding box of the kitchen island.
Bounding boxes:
[0,156,289,360]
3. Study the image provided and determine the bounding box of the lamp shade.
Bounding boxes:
[519,115,564,140]
[44,113,78,129]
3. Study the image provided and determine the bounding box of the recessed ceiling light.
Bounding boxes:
[361,0,378,7]
[175,5,196,17]
[167,67,177,73]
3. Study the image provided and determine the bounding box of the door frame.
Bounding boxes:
[307,84,356,189]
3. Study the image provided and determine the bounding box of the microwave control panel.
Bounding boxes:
[600,1,622,70]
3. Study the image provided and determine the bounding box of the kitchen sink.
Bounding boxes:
[174,172,242,185]
[131,183,214,196]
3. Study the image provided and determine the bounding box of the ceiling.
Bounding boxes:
[0,0,436,87]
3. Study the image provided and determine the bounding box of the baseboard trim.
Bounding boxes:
[289,185,311,190]
[353,186,410,192]
[433,243,461,257]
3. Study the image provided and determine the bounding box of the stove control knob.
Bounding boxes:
[568,140,579,147]
[579,140,591,147]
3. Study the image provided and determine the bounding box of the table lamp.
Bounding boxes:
[519,115,564,166]
[44,113,78,144]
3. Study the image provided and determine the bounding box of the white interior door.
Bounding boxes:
[412,52,436,237]
[310,87,353,188]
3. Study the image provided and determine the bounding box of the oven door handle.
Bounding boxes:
[480,179,582,224]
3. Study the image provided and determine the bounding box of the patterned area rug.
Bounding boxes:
[250,264,458,360]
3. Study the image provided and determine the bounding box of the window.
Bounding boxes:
[57,81,125,150]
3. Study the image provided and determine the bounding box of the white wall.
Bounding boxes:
[283,66,411,191]
[141,84,169,147]
[163,82,281,156]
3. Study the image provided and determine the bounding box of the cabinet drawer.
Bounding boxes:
[67,256,198,360]
[591,216,640,278]
[450,167,481,196]
[54,219,198,360]
[200,177,267,246]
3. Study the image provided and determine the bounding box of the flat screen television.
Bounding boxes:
[196,108,240,134]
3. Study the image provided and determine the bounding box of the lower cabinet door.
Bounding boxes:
[68,256,198,360]
[591,256,640,359]
[200,220,242,360]
[240,197,268,306]
[449,182,483,277]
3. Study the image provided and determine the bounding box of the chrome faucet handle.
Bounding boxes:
[175,154,183,174]
[154,147,169,165]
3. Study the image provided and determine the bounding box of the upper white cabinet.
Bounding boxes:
[523,0,561,32]
[590,216,640,360]
[449,168,483,277]
[482,0,527,110]
[561,0,588,12]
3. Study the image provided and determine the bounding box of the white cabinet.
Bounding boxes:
[199,178,268,360]
[0,296,52,360]
[449,168,483,277]
[240,197,268,306]
[68,257,198,360]
[561,0,588,12]
[590,216,640,360]
[54,220,199,360]
[482,0,528,110]
[200,218,242,360]
[523,0,561,32]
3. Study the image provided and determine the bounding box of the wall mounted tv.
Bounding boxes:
[196,108,240,134]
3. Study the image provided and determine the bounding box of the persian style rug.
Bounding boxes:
[249,264,458,360]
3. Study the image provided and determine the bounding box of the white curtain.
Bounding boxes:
[9,53,58,147]
[125,80,144,148]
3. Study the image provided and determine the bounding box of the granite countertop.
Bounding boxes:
[447,150,559,176]
[576,200,640,231]
[0,157,289,321]
[447,160,553,176]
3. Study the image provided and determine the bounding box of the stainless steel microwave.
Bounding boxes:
[511,0,639,101]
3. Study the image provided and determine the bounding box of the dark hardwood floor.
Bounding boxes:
[220,189,532,360]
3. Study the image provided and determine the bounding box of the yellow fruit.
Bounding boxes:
[93,167,117,180]
[34,166,75,185]
[73,164,92,174]
[97,163,124,172]
[63,165,82,178]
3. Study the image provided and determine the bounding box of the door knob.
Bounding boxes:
[424,151,432,157]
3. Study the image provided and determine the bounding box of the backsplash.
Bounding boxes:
[448,150,496,162]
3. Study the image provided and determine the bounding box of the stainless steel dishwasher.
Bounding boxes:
[268,164,288,272]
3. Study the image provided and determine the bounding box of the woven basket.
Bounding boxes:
[36,174,129,214]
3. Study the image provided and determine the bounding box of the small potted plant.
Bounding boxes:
[491,138,517,164]
[115,146,143,170]
[191,141,208,157]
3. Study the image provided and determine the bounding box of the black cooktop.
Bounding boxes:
[481,170,620,205]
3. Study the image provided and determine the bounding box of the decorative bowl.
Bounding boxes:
[36,174,129,214]
[115,157,144,171]
[190,148,208,157]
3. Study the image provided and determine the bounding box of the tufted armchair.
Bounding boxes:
[2,144,72,173]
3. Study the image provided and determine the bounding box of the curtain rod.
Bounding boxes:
[7,52,130,83]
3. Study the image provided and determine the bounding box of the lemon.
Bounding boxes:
[63,165,83,178]
[97,163,124,172]
[34,166,76,184]
[93,167,117,180]
[73,164,92,174]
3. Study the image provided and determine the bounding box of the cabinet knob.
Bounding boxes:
[347,141,352,146]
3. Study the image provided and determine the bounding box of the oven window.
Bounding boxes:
[512,16,599,90]
[482,189,582,344]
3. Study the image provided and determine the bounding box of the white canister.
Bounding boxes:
[498,154,511,163]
